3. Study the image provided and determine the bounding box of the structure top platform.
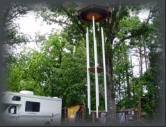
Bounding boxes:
[78,5,110,23]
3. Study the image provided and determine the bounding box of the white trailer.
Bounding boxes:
[1,90,62,126]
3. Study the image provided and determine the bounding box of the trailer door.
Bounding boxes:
[5,105,19,122]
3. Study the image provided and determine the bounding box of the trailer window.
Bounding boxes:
[25,101,40,112]
[12,96,21,101]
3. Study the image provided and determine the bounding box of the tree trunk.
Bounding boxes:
[130,56,135,96]
[104,8,119,122]
[59,48,62,65]
[118,74,121,99]
[139,44,143,97]
[126,64,131,98]
[130,56,134,76]
[143,42,148,71]
[106,40,116,122]
[138,43,143,119]
[139,46,143,76]
[122,72,126,97]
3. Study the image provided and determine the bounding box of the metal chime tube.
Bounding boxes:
[86,27,91,115]
[92,16,99,118]
[101,27,108,112]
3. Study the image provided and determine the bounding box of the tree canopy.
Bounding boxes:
[4,2,163,121]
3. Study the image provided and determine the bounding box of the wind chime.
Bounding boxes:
[78,5,110,118]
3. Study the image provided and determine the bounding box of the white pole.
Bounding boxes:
[101,27,108,112]
[92,16,99,118]
[86,27,91,115]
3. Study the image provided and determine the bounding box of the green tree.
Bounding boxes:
[35,3,159,121]
[5,2,161,122]
[6,33,87,108]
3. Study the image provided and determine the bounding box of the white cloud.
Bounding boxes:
[15,11,63,40]
[11,11,64,55]
[130,9,150,22]
[138,9,150,22]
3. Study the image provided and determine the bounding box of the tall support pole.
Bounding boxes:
[92,16,99,118]
[86,27,91,115]
[101,27,108,112]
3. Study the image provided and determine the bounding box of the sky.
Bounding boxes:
[15,11,63,39]
[9,8,150,77]
[11,11,63,53]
